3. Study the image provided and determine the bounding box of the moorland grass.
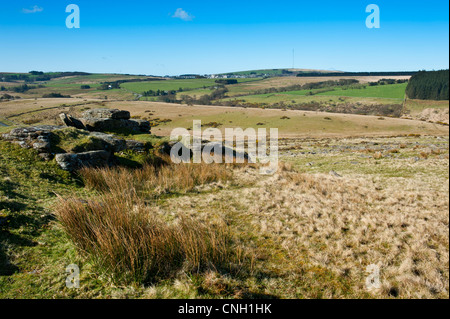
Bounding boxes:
[54,161,244,285]
[55,192,240,285]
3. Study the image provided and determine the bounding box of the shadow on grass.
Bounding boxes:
[0,248,20,276]
[0,179,27,201]
[0,230,33,276]
[0,181,54,276]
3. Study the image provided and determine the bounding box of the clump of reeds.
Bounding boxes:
[79,162,232,196]
[55,191,241,284]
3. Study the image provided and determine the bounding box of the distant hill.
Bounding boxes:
[296,71,417,78]
[218,69,419,78]
[219,68,339,77]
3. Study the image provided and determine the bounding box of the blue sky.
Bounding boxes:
[0,1,448,75]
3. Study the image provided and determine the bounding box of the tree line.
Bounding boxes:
[406,70,449,100]
[0,71,91,83]
[368,79,408,86]
[1,84,44,93]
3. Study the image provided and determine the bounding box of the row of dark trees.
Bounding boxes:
[0,71,91,83]
[143,89,179,97]
[215,79,238,85]
[42,93,71,98]
[3,84,39,93]
[303,78,359,90]
[368,79,408,86]
[406,70,449,100]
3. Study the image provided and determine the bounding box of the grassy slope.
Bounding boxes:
[183,76,409,99]
[95,101,448,138]
[222,83,408,107]
[221,93,399,107]
[0,138,349,299]
[133,136,449,299]
[0,74,154,100]
[0,131,448,299]
[0,98,448,139]
[0,73,447,299]
[405,99,450,115]
[0,141,86,298]
[48,74,151,85]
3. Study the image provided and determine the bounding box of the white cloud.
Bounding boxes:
[172,8,194,21]
[22,5,44,14]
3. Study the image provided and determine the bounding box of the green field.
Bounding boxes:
[283,83,408,100]
[1,73,407,105]
[45,74,149,85]
[122,78,260,95]
[219,83,408,107]
[1,73,260,101]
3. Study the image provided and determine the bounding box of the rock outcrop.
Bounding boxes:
[158,141,249,163]
[88,132,127,153]
[2,124,150,171]
[59,113,86,130]
[55,151,110,171]
[59,109,151,134]
[158,141,193,161]
[125,140,147,153]
[0,108,153,171]
[82,117,150,134]
[2,126,62,156]
[82,109,131,120]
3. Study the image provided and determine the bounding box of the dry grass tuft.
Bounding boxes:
[373,152,383,159]
[54,191,241,284]
[420,151,429,159]
[79,162,232,197]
